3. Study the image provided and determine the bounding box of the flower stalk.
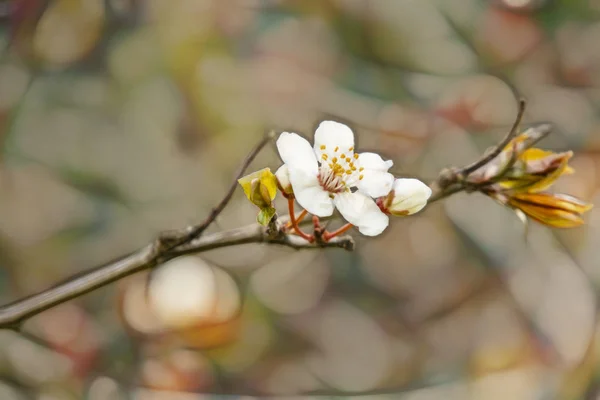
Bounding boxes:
[287,197,315,242]
[323,223,354,241]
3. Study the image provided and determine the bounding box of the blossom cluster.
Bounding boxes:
[239,121,593,240]
[240,121,432,238]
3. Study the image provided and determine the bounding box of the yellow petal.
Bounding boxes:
[520,148,555,162]
[526,161,568,193]
[238,168,277,207]
[513,202,584,228]
[549,193,594,213]
[513,152,572,193]
[258,169,278,201]
[502,134,527,152]
[513,193,593,213]
[509,192,593,228]
[498,175,540,191]
[238,171,261,201]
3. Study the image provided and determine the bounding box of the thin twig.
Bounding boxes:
[426,99,542,205]
[461,98,526,176]
[427,183,464,204]
[162,131,275,251]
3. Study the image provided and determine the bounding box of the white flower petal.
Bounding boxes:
[289,167,334,217]
[314,121,355,159]
[334,192,389,236]
[275,164,293,194]
[277,132,318,174]
[389,178,432,215]
[357,152,393,171]
[357,170,395,197]
[356,152,395,197]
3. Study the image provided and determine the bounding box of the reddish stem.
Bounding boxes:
[285,209,308,230]
[288,198,314,242]
[323,223,354,241]
[312,215,321,230]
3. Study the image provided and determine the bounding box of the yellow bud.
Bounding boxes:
[508,192,593,228]
[498,150,573,193]
[238,168,277,209]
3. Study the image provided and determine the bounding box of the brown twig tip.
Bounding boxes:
[462,97,526,176]
[426,98,536,206]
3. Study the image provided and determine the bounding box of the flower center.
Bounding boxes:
[318,165,346,194]
[317,145,364,195]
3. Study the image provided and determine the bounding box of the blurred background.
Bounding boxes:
[0,0,600,398]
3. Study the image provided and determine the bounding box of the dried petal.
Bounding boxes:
[508,192,593,228]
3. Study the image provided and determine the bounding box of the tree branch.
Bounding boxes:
[0,218,353,329]
[461,98,526,176]
[0,107,554,331]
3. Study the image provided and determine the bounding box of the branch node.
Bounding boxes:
[336,236,355,251]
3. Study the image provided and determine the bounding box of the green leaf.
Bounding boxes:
[256,207,276,226]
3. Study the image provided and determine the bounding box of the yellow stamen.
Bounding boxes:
[349,147,354,151]
[320,145,326,150]
[322,154,328,160]
[334,146,339,152]
[359,175,364,180]
[351,166,356,171]
[359,167,364,171]
[354,154,359,159]
[346,170,352,174]
[332,157,338,163]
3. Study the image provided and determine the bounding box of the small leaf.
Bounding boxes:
[257,207,276,226]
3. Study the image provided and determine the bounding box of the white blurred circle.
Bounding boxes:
[148,256,240,329]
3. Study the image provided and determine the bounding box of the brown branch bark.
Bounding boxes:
[0,217,353,329]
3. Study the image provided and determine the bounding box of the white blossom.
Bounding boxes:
[276,121,394,236]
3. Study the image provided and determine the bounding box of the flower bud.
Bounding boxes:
[468,126,574,193]
[238,168,277,208]
[249,178,272,208]
[238,168,278,226]
[377,178,432,216]
[506,192,592,228]
[275,164,293,197]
